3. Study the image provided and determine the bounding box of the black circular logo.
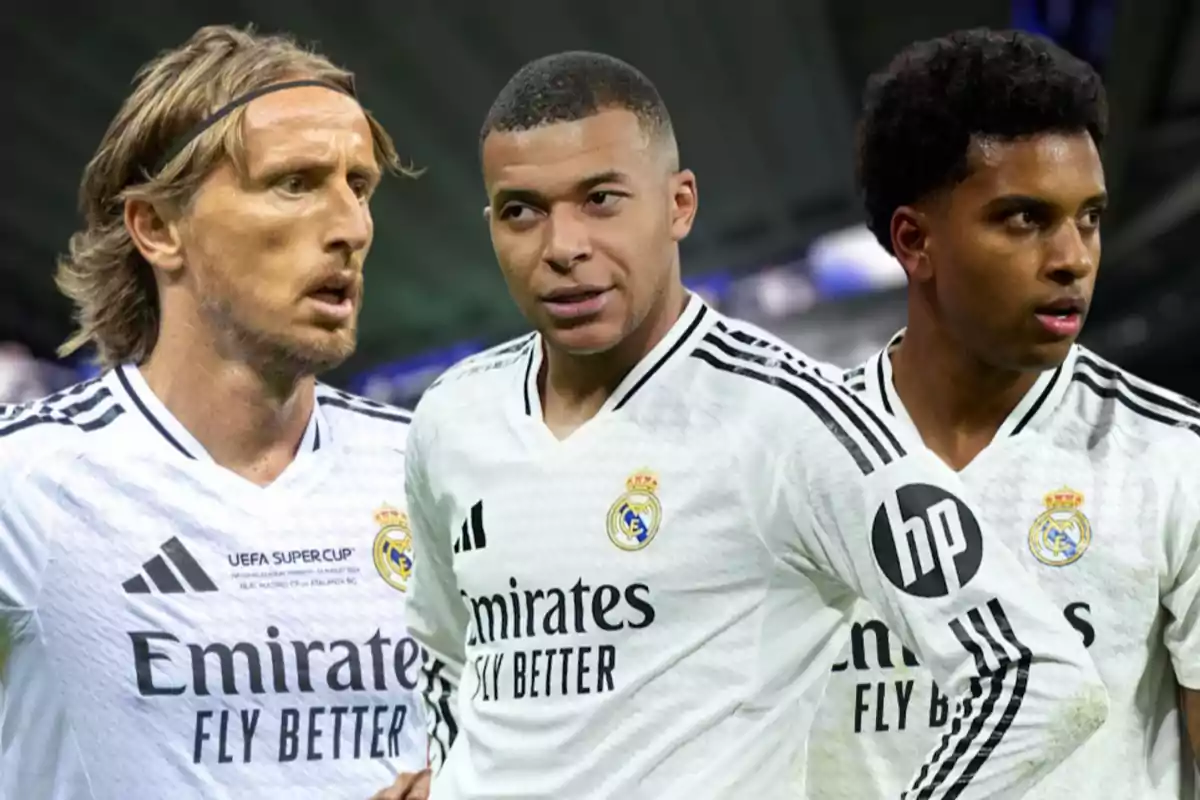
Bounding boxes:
[871,483,983,598]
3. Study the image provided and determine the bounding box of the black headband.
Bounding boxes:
[146,79,356,177]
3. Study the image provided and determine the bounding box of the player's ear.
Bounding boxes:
[124,198,185,275]
[890,205,933,282]
[668,169,698,242]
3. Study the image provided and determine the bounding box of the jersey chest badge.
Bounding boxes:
[1028,487,1092,567]
[373,505,414,591]
[607,469,662,551]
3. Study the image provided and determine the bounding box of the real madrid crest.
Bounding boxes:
[607,469,662,551]
[373,505,414,591]
[1028,487,1092,567]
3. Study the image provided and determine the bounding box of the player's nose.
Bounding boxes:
[1042,220,1095,285]
[542,207,592,273]
[324,177,372,256]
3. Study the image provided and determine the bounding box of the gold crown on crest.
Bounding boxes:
[374,505,409,529]
[1043,488,1084,511]
[625,470,659,494]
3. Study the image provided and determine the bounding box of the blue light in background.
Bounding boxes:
[1011,0,1115,69]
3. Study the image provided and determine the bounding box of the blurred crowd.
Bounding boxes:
[0,343,76,404]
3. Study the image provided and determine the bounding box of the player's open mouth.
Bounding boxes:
[306,276,356,321]
[540,286,611,320]
[1034,298,1085,338]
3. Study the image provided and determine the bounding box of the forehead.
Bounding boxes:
[238,85,375,166]
[482,109,657,190]
[960,132,1105,199]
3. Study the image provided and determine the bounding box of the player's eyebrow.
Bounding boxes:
[492,170,631,208]
[984,192,1109,215]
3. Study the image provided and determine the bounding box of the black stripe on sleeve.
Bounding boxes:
[691,332,907,473]
[690,347,878,475]
[906,599,1030,799]
[421,651,458,772]
[1073,355,1200,437]
[0,385,123,439]
[316,395,412,423]
[1077,353,1200,420]
[709,324,908,459]
[949,600,1032,795]
[1072,372,1200,438]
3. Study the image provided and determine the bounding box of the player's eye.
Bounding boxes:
[586,191,624,211]
[347,173,374,200]
[499,203,538,223]
[1079,207,1104,231]
[1006,210,1039,231]
[275,174,311,195]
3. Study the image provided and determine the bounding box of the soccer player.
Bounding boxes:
[0,26,425,798]
[804,29,1200,799]
[394,51,1109,800]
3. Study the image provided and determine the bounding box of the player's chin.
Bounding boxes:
[1013,336,1077,371]
[542,317,625,356]
[284,327,358,374]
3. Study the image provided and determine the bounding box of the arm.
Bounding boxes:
[1161,449,1200,763]
[1183,690,1200,762]
[403,415,470,775]
[0,461,39,797]
[777,394,1107,799]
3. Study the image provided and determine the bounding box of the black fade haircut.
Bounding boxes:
[857,28,1108,254]
[480,51,674,150]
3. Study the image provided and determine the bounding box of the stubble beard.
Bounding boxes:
[197,281,357,382]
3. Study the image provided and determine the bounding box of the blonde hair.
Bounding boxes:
[56,24,412,367]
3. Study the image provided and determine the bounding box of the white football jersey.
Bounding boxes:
[0,365,426,799]
[803,333,1200,799]
[404,295,1109,800]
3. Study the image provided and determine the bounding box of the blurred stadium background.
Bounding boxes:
[2,0,1197,406]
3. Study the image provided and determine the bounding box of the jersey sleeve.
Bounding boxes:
[0,426,49,615]
[1162,446,1200,689]
[0,433,49,779]
[403,409,469,775]
[769,385,1108,799]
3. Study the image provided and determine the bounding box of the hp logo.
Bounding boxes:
[871,484,983,598]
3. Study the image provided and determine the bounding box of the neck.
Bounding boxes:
[542,282,688,428]
[140,315,315,485]
[891,304,1041,469]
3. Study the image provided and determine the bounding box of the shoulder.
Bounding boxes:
[683,312,907,475]
[424,333,536,396]
[0,376,126,471]
[413,333,536,427]
[315,384,412,451]
[688,314,848,384]
[840,361,870,391]
[1066,346,1200,453]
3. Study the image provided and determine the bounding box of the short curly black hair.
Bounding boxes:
[480,51,673,150]
[857,28,1108,254]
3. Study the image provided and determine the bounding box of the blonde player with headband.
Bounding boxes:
[0,25,425,799]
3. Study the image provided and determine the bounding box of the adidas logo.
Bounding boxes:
[453,500,488,554]
[123,537,218,594]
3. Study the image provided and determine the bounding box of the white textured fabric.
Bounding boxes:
[404,297,1108,800]
[803,334,1200,800]
[0,366,426,799]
